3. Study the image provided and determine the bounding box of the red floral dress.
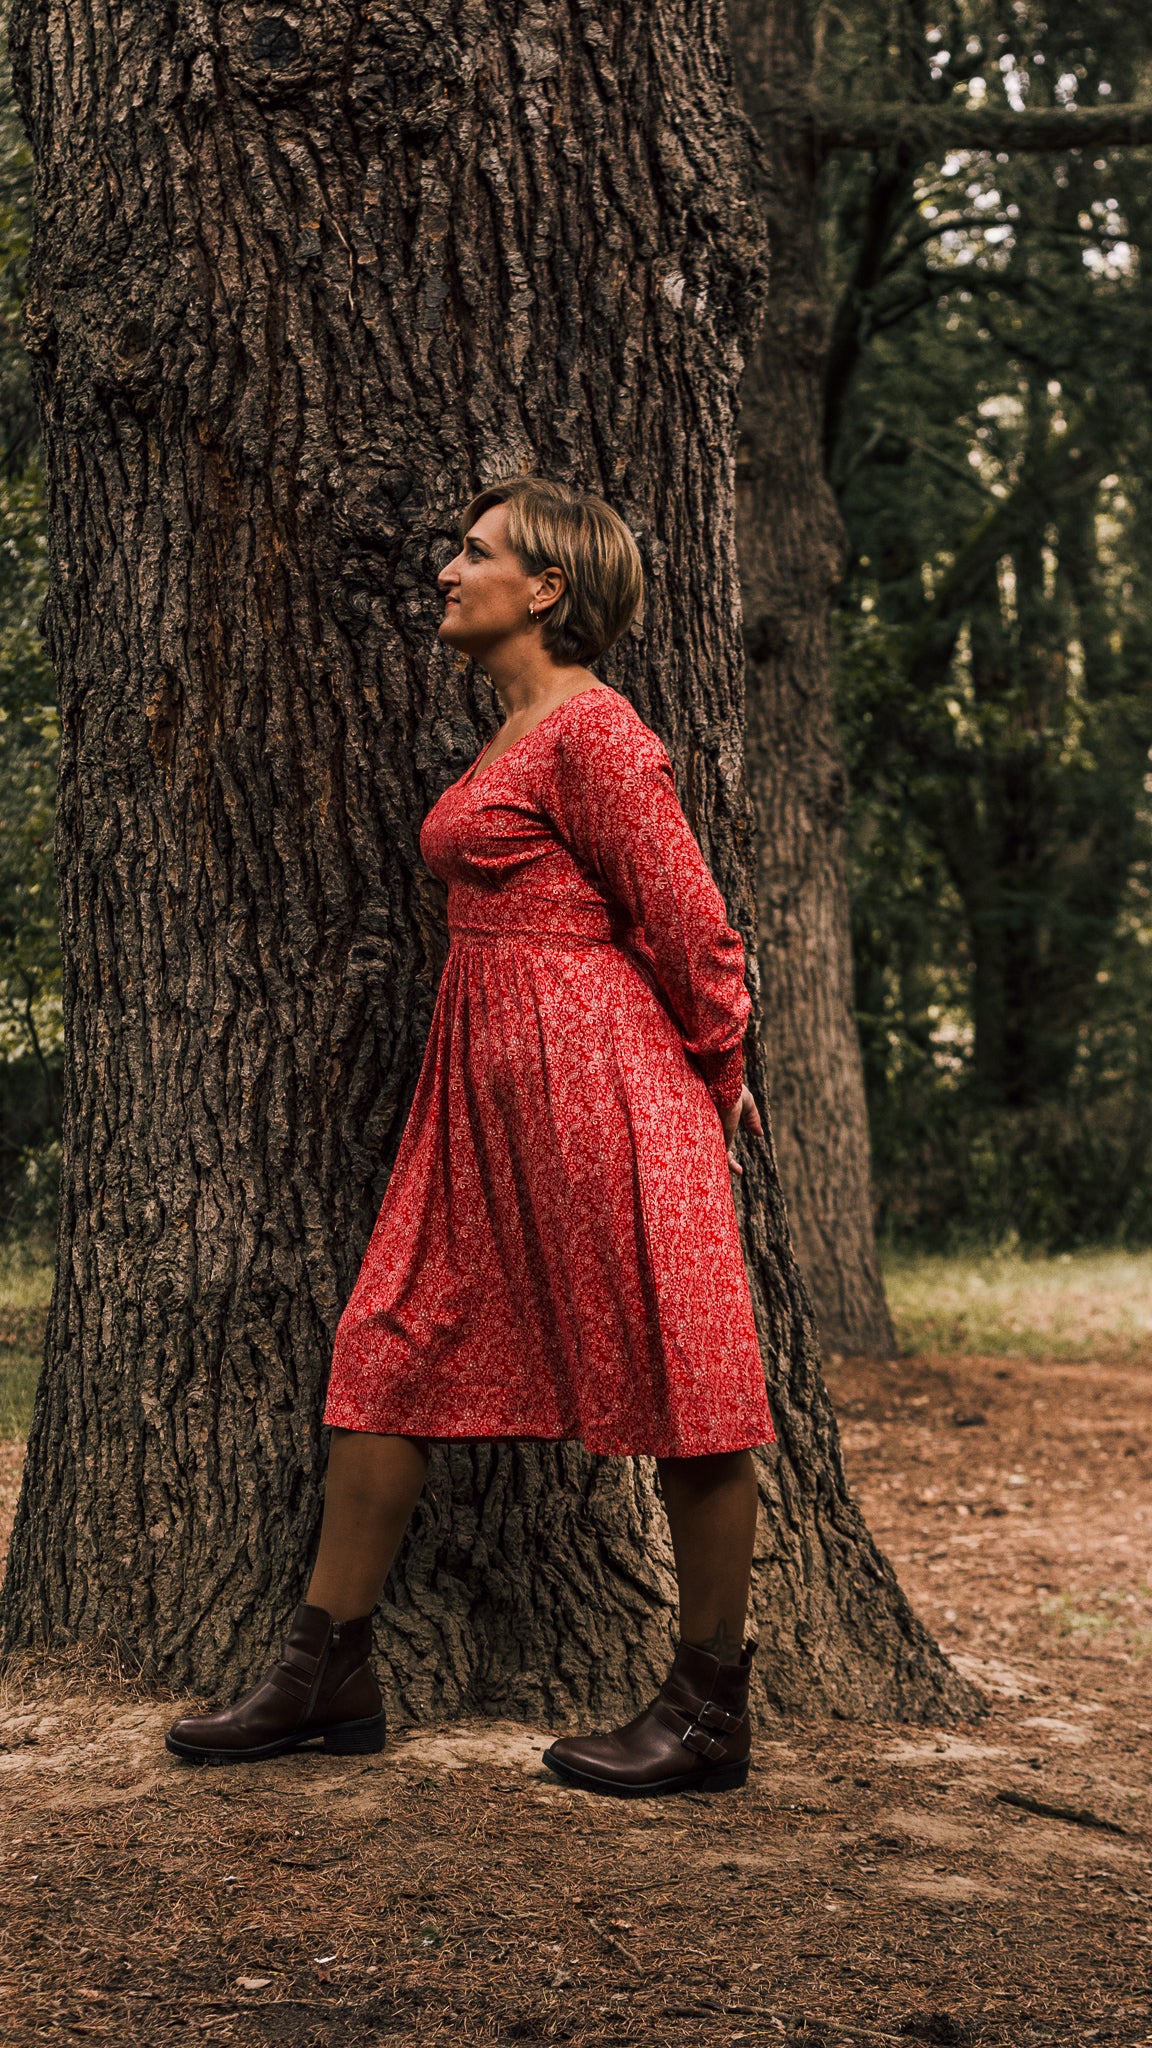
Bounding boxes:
[324,683,776,1458]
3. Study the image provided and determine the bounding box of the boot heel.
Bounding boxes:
[322,1714,387,1756]
[700,1758,750,1792]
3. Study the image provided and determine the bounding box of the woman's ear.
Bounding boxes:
[536,564,566,606]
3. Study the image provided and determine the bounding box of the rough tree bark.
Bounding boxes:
[0,0,976,1728]
[729,0,895,1358]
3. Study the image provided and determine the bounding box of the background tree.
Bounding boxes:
[730,0,1152,1338]
[822,3,1152,1245]
[0,1,972,1727]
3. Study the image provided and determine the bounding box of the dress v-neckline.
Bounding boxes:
[462,684,607,788]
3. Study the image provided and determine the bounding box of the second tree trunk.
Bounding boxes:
[732,0,896,1358]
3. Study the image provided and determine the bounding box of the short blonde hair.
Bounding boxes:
[461,475,644,663]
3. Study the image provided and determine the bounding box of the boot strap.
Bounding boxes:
[268,1644,328,1712]
[672,1697,745,1761]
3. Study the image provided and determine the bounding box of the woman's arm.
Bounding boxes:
[551,704,751,1116]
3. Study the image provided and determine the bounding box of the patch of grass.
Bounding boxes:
[1039,1592,1122,1639]
[882,1247,1152,1360]
[1038,1586,1152,1655]
[0,1239,51,1438]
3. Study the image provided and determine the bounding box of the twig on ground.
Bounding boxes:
[584,1913,644,1968]
[600,1878,678,1893]
[675,2000,908,2044]
[994,1789,1128,1835]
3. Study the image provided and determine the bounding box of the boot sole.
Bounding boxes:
[164,1713,387,1765]
[540,1747,749,1798]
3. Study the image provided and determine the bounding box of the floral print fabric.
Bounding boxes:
[324,684,776,1458]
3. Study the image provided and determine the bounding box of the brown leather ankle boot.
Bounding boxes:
[165,1603,385,1764]
[541,1637,756,1798]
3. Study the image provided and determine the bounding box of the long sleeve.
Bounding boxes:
[550,701,750,1114]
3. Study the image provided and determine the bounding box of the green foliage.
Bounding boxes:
[0,468,59,1052]
[820,1,1152,1245]
[0,52,60,1234]
[0,1236,52,1435]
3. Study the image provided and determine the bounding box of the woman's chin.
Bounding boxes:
[439,617,487,659]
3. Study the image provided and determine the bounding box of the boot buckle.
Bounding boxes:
[695,1700,742,1736]
[682,1723,727,1761]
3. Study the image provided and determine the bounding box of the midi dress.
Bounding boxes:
[323,681,776,1459]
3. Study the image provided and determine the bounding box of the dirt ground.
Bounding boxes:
[0,1344,1149,2048]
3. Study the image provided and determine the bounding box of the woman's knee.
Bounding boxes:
[657,1447,754,1485]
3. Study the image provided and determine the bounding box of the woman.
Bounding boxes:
[166,476,776,1797]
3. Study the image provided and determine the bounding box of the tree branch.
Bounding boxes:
[906,431,1112,695]
[902,433,998,499]
[817,101,1152,158]
[841,419,994,499]
[880,213,1014,272]
[823,162,923,472]
[18,966,54,1120]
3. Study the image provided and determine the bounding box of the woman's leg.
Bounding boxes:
[305,1428,430,1621]
[540,1448,760,1793]
[166,1428,429,1762]
[655,1448,759,1657]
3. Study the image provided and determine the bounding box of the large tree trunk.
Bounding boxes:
[0,0,973,1727]
[729,0,896,1357]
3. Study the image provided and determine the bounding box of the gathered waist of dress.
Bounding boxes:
[449,919,622,948]
[446,889,628,948]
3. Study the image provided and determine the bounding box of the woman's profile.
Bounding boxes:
[166,475,776,1797]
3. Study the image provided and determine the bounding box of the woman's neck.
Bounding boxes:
[482,644,593,722]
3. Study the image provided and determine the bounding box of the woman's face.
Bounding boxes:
[437,503,561,656]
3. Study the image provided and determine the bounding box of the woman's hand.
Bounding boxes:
[719,1085,763,1175]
